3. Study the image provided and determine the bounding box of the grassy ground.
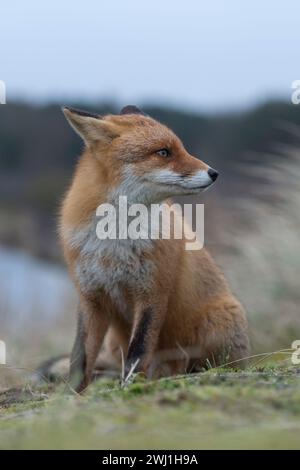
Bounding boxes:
[1,363,300,450]
[1,141,300,450]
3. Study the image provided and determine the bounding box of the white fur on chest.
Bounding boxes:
[65,219,155,313]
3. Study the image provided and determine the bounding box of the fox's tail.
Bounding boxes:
[32,355,70,384]
[33,353,120,385]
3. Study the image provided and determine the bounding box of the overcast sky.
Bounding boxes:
[1,1,299,111]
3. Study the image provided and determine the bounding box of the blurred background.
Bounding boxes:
[1,1,300,386]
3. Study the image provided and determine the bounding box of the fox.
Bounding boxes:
[59,104,250,393]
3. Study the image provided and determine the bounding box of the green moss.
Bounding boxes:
[0,364,300,449]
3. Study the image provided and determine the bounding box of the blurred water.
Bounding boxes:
[0,245,75,331]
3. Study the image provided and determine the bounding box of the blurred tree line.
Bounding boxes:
[0,100,300,259]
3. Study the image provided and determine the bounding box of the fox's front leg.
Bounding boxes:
[69,301,109,393]
[124,302,166,382]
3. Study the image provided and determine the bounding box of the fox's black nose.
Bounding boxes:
[208,168,219,182]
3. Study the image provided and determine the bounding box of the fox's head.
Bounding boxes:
[63,105,218,204]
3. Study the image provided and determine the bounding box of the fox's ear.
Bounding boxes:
[120,105,146,116]
[62,107,119,145]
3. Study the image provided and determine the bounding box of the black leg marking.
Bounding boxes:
[126,307,153,372]
[69,311,87,392]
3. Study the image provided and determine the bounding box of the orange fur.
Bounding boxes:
[60,106,249,391]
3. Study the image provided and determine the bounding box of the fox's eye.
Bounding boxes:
[156,148,170,158]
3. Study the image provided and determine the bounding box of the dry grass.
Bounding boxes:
[217,142,300,353]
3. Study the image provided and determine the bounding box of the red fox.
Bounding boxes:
[60,105,249,392]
